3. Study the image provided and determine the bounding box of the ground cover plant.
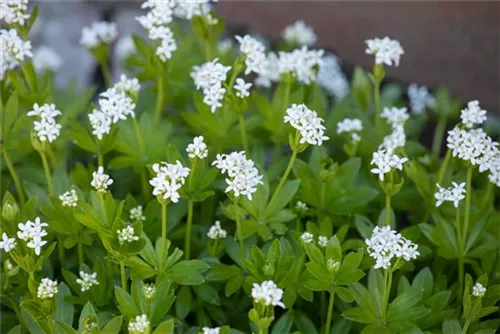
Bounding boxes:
[1,1,500,333]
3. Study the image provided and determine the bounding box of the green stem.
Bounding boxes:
[9,297,24,328]
[185,199,194,260]
[1,148,26,203]
[153,75,165,127]
[462,319,471,334]
[77,240,84,265]
[268,150,298,210]
[132,117,144,152]
[455,207,464,297]
[159,202,167,271]
[324,291,335,334]
[46,317,56,334]
[437,149,452,184]
[432,116,447,155]
[98,153,104,167]
[204,38,212,60]
[238,114,249,155]
[140,169,150,202]
[120,261,127,291]
[100,61,112,88]
[385,193,391,226]
[98,192,106,218]
[57,239,64,266]
[293,253,306,281]
[39,150,54,196]
[462,167,473,246]
[282,80,291,111]
[234,198,244,259]
[374,80,381,135]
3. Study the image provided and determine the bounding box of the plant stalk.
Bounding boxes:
[100,61,112,88]
[185,199,194,259]
[39,150,54,196]
[238,114,249,155]
[437,149,452,184]
[385,193,391,226]
[120,260,127,291]
[1,148,26,203]
[374,80,382,135]
[159,202,168,271]
[78,240,84,265]
[455,207,464,297]
[432,116,447,155]
[234,198,245,259]
[462,167,473,246]
[268,150,298,210]
[324,291,335,334]
[153,75,165,127]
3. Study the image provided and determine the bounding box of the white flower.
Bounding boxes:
[117,226,139,245]
[191,58,231,113]
[379,126,406,153]
[317,54,349,100]
[365,226,419,269]
[155,28,177,62]
[235,34,267,75]
[254,52,280,88]
[27,103,62,143]
[300,232,314,244]
[128,314,150,334]
[370,149,408,181]
[278,47,324,85]
[88,109,112,140]
[407,84,435,114]
[218,38,233,53]
[251,280,285,308]
[37,278,58,299]
[202,327,220,334]
[59,189,78,207]
[76,271,99,292]
[91,166,113,193]
[174,0,213,20]
[136,1,174,31]
[142,283,156,300]
[460,100,487,129]
[318,235,328,248]
[80,21,117,48]
[115,35,136,60]
[295,200,308,211]
[337,118,363,141]
[33,46,63,73]
[282,20,316,46]
[365,37,404,67]
[0,29,32,78]
[0,233,16,253]
[434,182,466,208]
[207,221,227,240]
[381,107,409,128]
[186,136,208,160]
[212,151,263,201]
[97,87,136,124]
[1,0,29,25]
[472,282,486,297]
[130,205,146,222]
[149,161,190,203]
[447,127,498,169]
[284,104,329,146]
[17,217,48,256]
[115,74,141,97]
[234,78,252,98]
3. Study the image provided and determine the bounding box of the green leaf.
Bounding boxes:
[326,236,342,262]
[21,300,44,320]
[342,307,376,324]
[169,260,208,285]
[272,312,294,334]
[153,319,174,334]
[264,180,300,218]
[54,283,74,325]
[442,319,461,334]
[101,316,123,334]
[175,286,192,319]
[305,243,324,264]
[114,286,139,317]
[335,286,354,303]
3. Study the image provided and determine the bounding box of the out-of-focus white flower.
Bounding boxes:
[318,235,328,248]
[337,118,363,143]
[88,109,112,140]
[27,103,62,143]
[128,314,150,334]
[149,161,190,203]
[33,46,62,73]
[234,78,252,98]
[115,74,141,97]
[174,0,214,21]
[212,151,263,201]
[254,52,280,88]
[365,226,419,269]
[130,205,146,222]
[300,232,314,244]
[186,135,208,159]
[59,189,78,207]
[460,100,487,129]
[80,21,117,48]
[207,221,227,240]
[434,182,466,208]
[1,29,32,78]
[0,233,16,253]
[1,0,29,25]
[282,20,316,46]
[407,84,435,114]
[202,327,220,334]
[17,217,48,256]
[235,34,267,75]
[76,271,99,292]
[37,278,58,299]
[295,200,308,212]
[284,104,328,146]
[365,37,404,67]
[91,167,113,193]
[191,58,231,113]
[370,149,408,181]
[447,127,498,172]
[117,225,139,245]
[381,107,409,128]
[317,54,349,100]
[115,34,136,60]
[98,87,136,124]
[218,38,233,53]
[155,27,177,62]
[251,280,285,308]
[278,47,324,85]
[472,282,486,297]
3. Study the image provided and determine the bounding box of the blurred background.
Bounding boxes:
[31,1,499,113]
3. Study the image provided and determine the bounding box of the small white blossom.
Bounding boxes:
[130,205,146,222]
[235,34,267,75]
[472,282,486,297]
[284,104,329,146]
[117,226,139,245]
[91,166,113,193]
[234,78,252,98]
[300,232,314,244]
[370,149,408,181]
[202,327,220,334]
[33,46,63,73]
[327,259,340,272]
[149,161,190,203]
[255,52,280,87]
[337,118,363,142]
[136,1,174,31]
[381,107,409,128]
[155,28,177,62]
[318,235,328,248]
[434,182,466,208]
[115,74,141,97]
[17,217,48,256]
[37,278,58,299]
[207,221,227,240]
[365,226,419,269]
[295,201,308,211]
[447,127,498,169]
[317,54,349,100]
[115,35,136,60]
[76,271,99,292]
[282,20,316,46]
[460,100,487,129]
[251,280,285,308]
[191,58,231,113]
[278,47,324,85]
[1,0,29,25]
[88,109,112,140]
[0,233,16,253]
[186,135,208,159]
[365,37,404,67]
[98,87,136,124]
[218,38,233,53]
[212,151,263,201]
[0,29,32,78]
[174,0,214,21]
[59,189,78,207]
[128,314,150,334]
[80,21,117,48]
[27,103,62,143]
[408,84,435,114]
[142,283,156,300]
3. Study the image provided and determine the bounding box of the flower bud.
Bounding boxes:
[327,259,340,273]
[142,283,156,301]
[263,262,275,277]
[2,201,19,221]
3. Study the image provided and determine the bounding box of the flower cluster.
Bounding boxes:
[447,127,498,171]
[318,235,328,248]
[1,0,29,25]
[254,52,280,87]
[212,151,263,201]
[251,280,285,308]
[407,84,435,114]
[76,271,99,292]
[337,118,363,143]
[370,149,408,181]
[115,74,141,98]
[380,107,409,152]
[282,20,317,46]
[27,103,62,143]
[116,35,136,60]
[0,233,16,253]
[91,167,114,193]
[300,232,314,244]
[186,136,208,160]
[365,37,404,67]
[317,54,349,100]
[128,314,150,334]
[33,46,63,73]
[284,104,329,146]
[174,0,217,23]
[278,47,324,85]
[117,226,139,245]
[80,21,117,48]
[202,327,220,334]
[236,34,267,75]
[460,100,487,129]
[234,78,252,98]
[191,58,231,113]
[17,217,48,255]
[0,29,32,78]
[434,182,466,208]
[472,282,486,298]
[207,221,227,240]
[130,205,146,222]
[295,200,308,212]
[149,161,190,203]
[59,189,78,207]
[142,283,156,300]
[37,278,58,299]
[365,226,419,269]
